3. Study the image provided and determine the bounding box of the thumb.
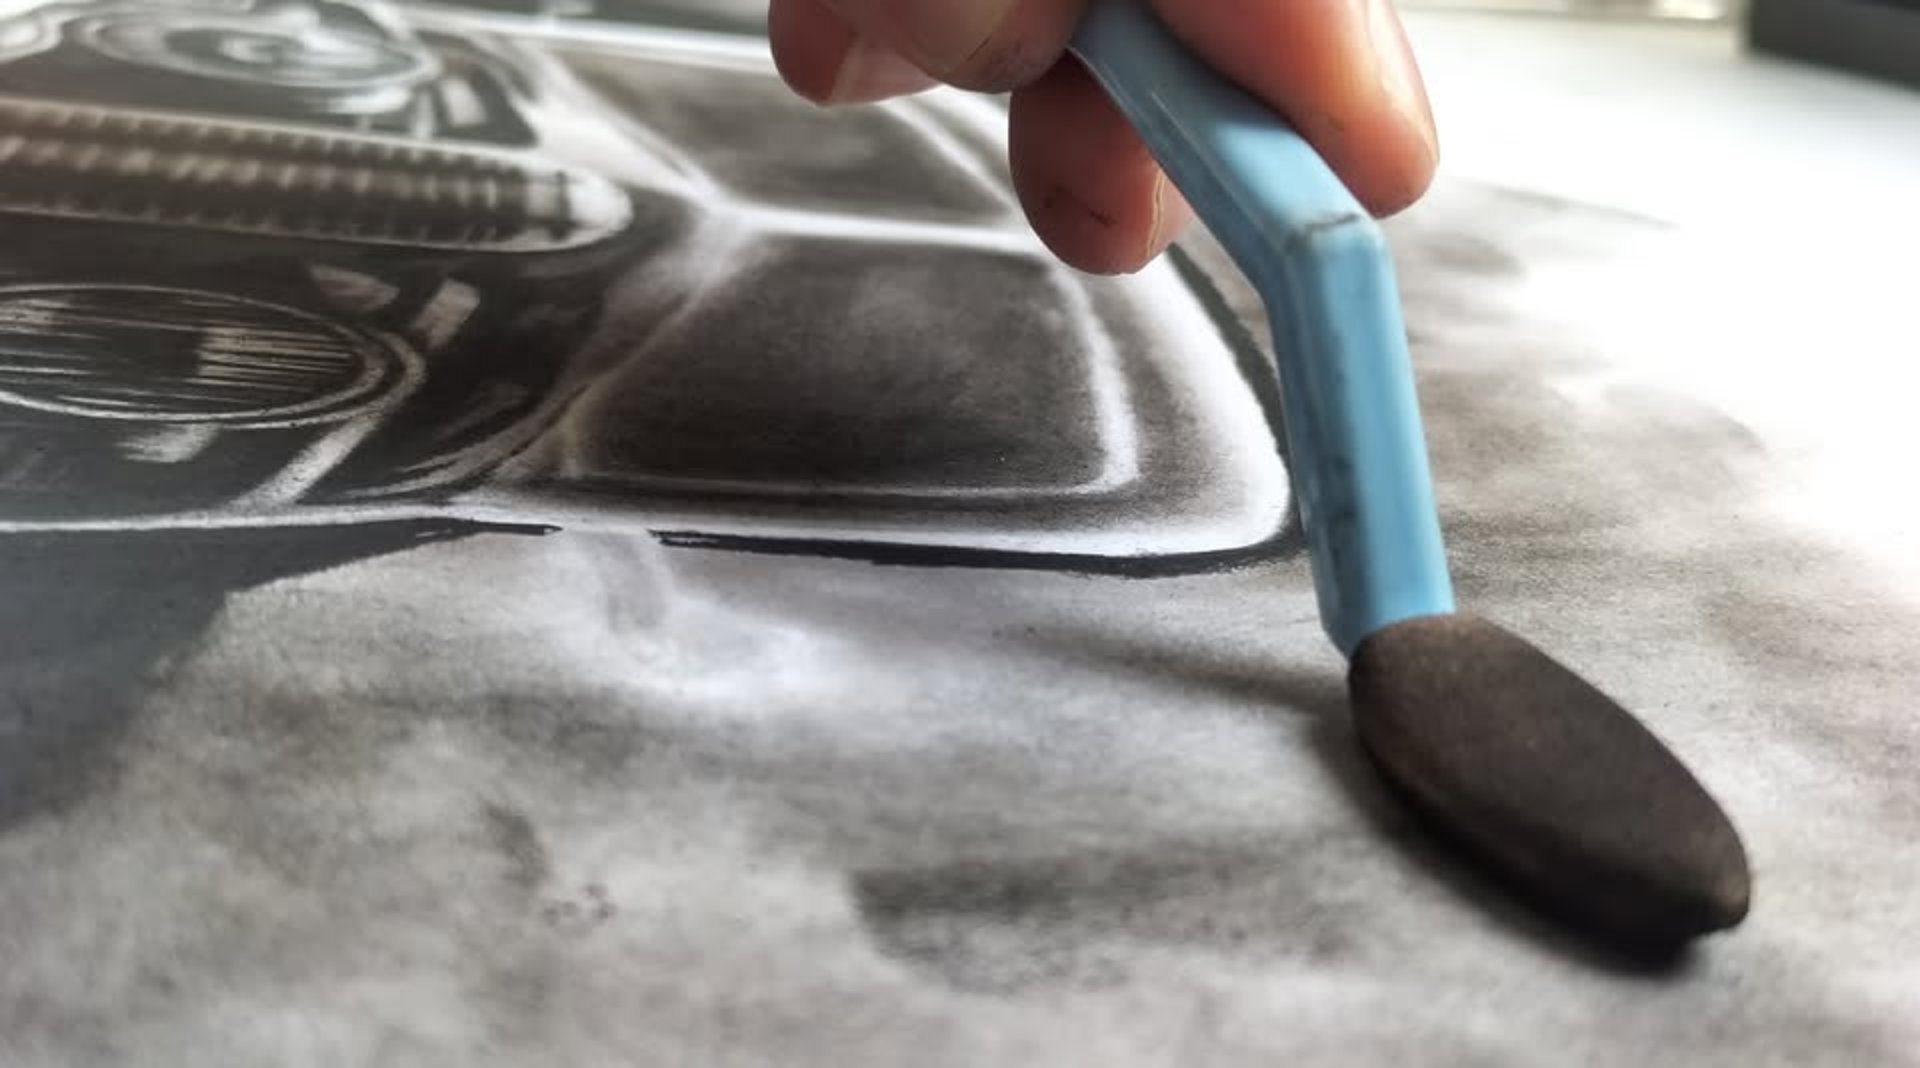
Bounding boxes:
[816,0,1087,91]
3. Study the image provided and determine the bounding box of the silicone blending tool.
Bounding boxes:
[1070,0,1750,955]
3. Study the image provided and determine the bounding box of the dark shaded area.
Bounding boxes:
[855,843,1355,995]
[613,236,1302,567]
[0,519,545,829]
[1748,0,1920,91]
[566,237,1108,490]
[482,801,553,894]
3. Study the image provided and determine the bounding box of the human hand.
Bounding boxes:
[770,0,1438,274]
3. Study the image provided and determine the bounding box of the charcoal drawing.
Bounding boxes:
[2,3,1916,1066]
[0,0,1291,567]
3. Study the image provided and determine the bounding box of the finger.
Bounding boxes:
[1151,0,1438,215]
[769,0,939,104]
[1010,59,1196,275]
[817,0,1087,92]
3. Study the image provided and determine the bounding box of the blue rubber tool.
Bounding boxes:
[1070,0,1750,953]
[1071,0,1452,658]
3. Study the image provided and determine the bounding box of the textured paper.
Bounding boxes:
[0,3,1914,1066]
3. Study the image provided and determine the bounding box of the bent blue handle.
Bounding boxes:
[1070,0,1453,657]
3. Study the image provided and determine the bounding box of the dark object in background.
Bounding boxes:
[1747,0,1920,91]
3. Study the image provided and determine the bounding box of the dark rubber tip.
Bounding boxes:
[1350,614,1751,952]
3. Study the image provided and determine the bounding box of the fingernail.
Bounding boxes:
[1141,170,1169,269]
[827,35,939,104]
[1136,168,1187,272]
[1136,170,1193,272]
[892,0,1018,74]
[1368,0,1440,166]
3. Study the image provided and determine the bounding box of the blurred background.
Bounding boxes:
[1404,0,1738,17]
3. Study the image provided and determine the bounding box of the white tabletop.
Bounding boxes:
[1405,11,1920,597]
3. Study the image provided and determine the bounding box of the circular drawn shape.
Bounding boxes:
[72,8,437,114]
[0,285,411,426]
